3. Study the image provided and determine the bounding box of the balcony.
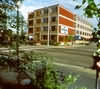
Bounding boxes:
[43,8,48,16]
[42,18,48,25]
[35,10,41,17]
[28,13,34,19]
[29,20,33,26]
[50,6,58,15]
[36,19,41,24]
[35,27,41,33]
[28,28,33,33]
[50,16,57,24]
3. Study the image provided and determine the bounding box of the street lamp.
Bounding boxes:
[16,1,21,70]
[95,61,100,89]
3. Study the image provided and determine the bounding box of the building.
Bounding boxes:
[75,15,93,40]
[28,4,93,45]
[28,4,75,45]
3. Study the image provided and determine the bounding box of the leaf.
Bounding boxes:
[75,5,81,9]
[82,0,86,4]
[87,0,94,4]
[97,3,100,6]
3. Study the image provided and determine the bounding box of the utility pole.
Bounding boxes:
[16,4,20,70]
[95,69,99,89]
[47,8,50,47]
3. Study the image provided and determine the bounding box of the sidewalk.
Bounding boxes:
[54,62,96,76]
[19,44,85,49]
[0,44,85,53]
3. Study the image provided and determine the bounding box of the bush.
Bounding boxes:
[0,51,87,89]
[21,60,77,89]
[20,52,87,89]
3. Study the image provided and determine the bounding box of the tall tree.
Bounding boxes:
[0,0,24,70]
[0,0,24,30]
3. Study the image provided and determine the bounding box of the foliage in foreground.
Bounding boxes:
[19,52,87,89]
[0,51,87,89]
[74,0,100,29]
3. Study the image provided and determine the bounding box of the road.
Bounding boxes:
[33,43,98,89]
[0,43,99,89]
[35,43,96,69]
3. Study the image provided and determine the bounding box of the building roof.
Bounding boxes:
[28,4,75,15]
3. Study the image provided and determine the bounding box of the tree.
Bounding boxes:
[92,28,98,42]
[73,0,100,29]
[8,11,27,37]
[0,0,25,70]
[0,0,25,40]
[0,0,25,27]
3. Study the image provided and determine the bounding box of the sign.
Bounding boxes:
[61,26,68,35]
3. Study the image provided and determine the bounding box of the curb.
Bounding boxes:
[53,62,96,75]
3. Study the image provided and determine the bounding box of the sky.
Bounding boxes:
[19,0,99,28]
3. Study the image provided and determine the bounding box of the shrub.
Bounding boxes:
[20,52,87,89]
[0,51,87,89]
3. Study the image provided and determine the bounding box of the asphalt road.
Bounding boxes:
[34,43,99,89]
[0,43,98,89]
[36,43,96,69]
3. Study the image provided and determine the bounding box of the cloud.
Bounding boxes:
[19,4,42,20]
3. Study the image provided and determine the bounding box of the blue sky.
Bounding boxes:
[19,0,99,28]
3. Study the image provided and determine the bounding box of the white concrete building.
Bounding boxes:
[75,15,93,40]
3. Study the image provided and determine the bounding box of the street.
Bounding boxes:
[33,43,98,89]
[35,43,96,69]
[0,43,99,89]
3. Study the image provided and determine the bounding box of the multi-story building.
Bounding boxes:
[28,4,75,45]
[75,15,93,40]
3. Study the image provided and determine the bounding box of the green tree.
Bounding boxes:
[0,0,24,70]
[92,28,98,42]
[0,0,25,30]
[73,0,100,29]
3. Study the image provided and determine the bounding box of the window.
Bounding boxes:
[51,35,56,40]
[28,28,33,33]
[43,35,47,40]
[29,20,33,26]
[36,27,40,32]
[43,26,48,31]
[51,6,57,13]
[77,24,79,28]
[28,13,34,19]
[36,10,41,16]
[76,30,79,34]
[42,18,48,23]
[36,19,41,24]
[80,31,82,35]
[83,32,85,35]
[51,17,56,22]
[44,8,48,15]
[51,26,56,31]
[59,36,63,41]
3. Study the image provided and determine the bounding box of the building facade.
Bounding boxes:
[28,4,93,45]
[28,4,75,45]
[75,15,93,40]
